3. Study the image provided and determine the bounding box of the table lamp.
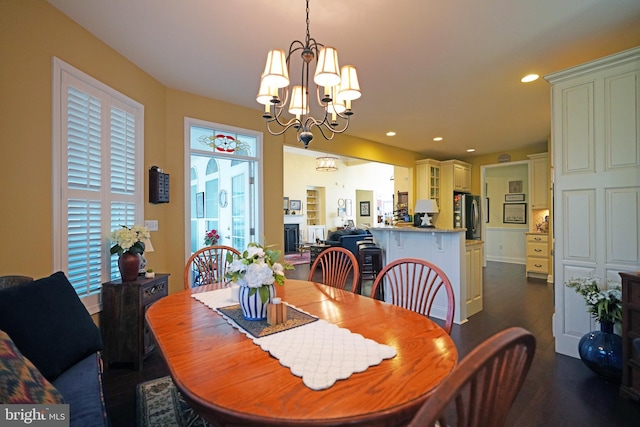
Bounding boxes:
[414,199,439,228]
[139,237,154,274]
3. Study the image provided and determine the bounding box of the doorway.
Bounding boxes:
[185,119,262,258]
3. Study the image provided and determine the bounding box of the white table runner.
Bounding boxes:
[192,288,397,390]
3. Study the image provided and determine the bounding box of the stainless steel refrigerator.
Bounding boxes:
[454,192,481,240]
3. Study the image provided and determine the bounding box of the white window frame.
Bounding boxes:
[184,117,264,262]
[52,57,144,314]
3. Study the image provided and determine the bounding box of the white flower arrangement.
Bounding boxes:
[109,224,150,255]
[226,242,293,303]
[565,276,622,325]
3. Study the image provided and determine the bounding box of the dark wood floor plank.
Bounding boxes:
[102,261,640,426]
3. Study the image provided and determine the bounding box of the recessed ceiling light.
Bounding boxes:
[386,131,396,137]
[521,74,539,83]
[466,148,475,152]
[433,137,443,141]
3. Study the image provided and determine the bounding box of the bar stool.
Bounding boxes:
[358,245,383,284]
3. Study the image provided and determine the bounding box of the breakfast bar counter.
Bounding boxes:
[369,226,483,324]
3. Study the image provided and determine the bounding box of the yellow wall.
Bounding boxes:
[0,0,422,297]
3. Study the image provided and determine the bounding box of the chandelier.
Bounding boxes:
[316,156,338,172]
[256,0,361,148]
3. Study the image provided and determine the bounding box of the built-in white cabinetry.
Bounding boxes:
[465,241,484,317]
[306,188,319,226]
[415,159,441,209]
[438,160,472,229]
[525,233,549,279]
[527,153,548,209]
[545,46,640,358]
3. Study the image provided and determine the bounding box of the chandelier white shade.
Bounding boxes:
[256,0,360,148]
[316,156,338,172]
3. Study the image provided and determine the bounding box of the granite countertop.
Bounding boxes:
[370,226,463,233]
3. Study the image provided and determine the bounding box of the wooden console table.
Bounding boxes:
[101,273,169,370]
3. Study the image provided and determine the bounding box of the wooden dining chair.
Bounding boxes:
[183,245,241,289]
[370,258,455,334]
[308,247,360,293]
[408,327,536,427]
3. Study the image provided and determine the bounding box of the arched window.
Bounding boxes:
[206,159,219,174]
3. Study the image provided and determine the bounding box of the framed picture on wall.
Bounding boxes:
[508,180,523,193]
[503,202,527,224]
[360,201,371,216]
[289,199,301,211]
[505,193,525,202]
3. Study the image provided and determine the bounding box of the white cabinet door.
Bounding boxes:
[546,47,640,358]
[465,243,484,317]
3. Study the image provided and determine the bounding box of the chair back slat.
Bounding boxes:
[308,247,360,293]
[370,258,455,334]
[408,327,536,427]
[183,245,241,289]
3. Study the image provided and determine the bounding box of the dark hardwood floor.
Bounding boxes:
[103,261,640,426]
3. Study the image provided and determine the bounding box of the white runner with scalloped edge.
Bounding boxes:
[192,288,396,390]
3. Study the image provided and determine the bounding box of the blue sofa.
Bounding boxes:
[0,272,107,426]
[325,229,373,256]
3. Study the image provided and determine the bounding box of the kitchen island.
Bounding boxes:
[369,226,483,324]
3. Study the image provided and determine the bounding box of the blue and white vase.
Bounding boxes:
[239,284,275,321]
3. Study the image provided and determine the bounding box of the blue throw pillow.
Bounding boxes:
[0,272,103,381]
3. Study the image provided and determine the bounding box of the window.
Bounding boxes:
[185,118,261,259]
[53,58,144,314]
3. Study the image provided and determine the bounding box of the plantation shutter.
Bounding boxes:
[54,58,143,314]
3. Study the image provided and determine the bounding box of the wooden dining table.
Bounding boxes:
[145,279,458,427]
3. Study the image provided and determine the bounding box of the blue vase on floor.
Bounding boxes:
[578,321,622,383]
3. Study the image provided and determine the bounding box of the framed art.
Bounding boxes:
[196,192,205,218]
[360,201,371,216]
[504,193,525,202]
[508,180,523,193]
[503,202,527,224]
[346,219,355,228]
[289,199,301,211]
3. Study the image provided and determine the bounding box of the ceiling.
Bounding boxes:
[48,0,640,159]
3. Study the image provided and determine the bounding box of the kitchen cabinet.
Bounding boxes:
[101,274,169,370]
[620,271,640,401]
[465,241,484,317]
[528,153,548,209]
[415,159,440,208]
[440,160,471,193]
[525,233,548,279]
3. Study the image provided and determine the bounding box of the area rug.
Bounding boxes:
[137,376,211,427]
[284,251,310,266]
